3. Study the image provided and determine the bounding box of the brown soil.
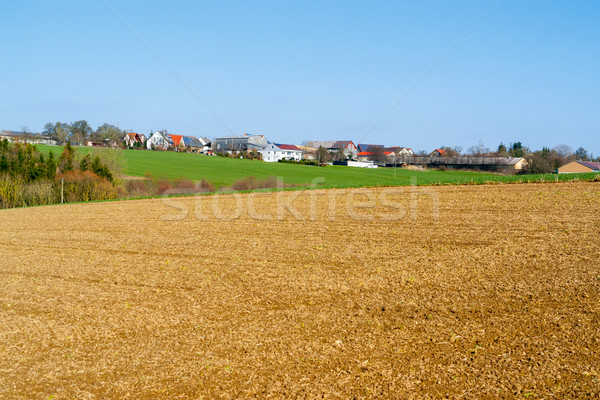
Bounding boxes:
[0,183,599,399]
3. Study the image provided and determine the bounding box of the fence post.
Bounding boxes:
[61,178,64,204]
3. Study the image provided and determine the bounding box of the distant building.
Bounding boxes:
[356,150,395,162]
[123,132,146,148]
[558,160,600,174]
[430,149,446,157]
[0,130,56,145]
[306,140,358,157]
[356,144,384,153]
[389,147,414,156]
[297,145,317,160]
[181,136,205,152]
[506,157,528,171]
[213,134,268,152]
[146,131,174,149]
[196,137,211,153]
[259,143,303,162]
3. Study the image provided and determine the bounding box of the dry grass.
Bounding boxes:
[0,182,599,399]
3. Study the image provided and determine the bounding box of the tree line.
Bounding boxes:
[42,120,124,145]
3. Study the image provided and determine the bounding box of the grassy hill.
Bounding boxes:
[36,145,597,189]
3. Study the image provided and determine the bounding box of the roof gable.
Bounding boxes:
[169,134,183,146]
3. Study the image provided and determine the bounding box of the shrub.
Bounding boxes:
[23,181,58,206]
[230,176,278,191]
[156,180,172,195]
[0,175,58,208]
[197,179,215,193]
[59,170,119,202]
[0,175,23,208]
[124,179,151,198]
[124,174,217,197]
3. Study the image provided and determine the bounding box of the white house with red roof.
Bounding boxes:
[123,132,146,148]
[259,143,304,162]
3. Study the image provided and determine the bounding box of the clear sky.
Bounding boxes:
[1,0,599,154]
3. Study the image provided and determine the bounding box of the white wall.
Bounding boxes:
[348,160,378,168]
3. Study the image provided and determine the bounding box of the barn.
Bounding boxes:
[557,161,600,174]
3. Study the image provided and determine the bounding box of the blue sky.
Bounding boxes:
[1,0,599,154]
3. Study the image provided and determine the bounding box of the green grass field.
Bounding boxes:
[37,145,599,189]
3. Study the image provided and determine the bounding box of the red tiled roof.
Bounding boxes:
[277,144,302,151]
[332,141,355,149]
[357,151,394,156]
[169,134,183,146]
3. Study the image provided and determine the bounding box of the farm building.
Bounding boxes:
[390,156,528,171]
[259,143,303,162]
[557,160,600,174]
[213,134,268,152]
[505,157,528,171]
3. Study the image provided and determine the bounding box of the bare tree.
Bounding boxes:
[20,126,33,143]
[368,146,387,164]
[96,123,123,145]
[69,120,92,145]
[468,140,490,156]
[440,146,461,157]
[333,147,346,162]
[316,146,331,165]
[554,144,573,160]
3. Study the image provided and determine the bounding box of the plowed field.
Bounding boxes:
[1,182,599,398]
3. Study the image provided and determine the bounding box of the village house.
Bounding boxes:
[306,140,358,158]
[259,143,304,162]
[356,150,396,162]
[356,144,384,153]
[430,148,446,157]
[146,131,173,150]
[123,132,146,148]
[181,136,206,152]
[195,137,211,153]
[390,147,414,156]
[355,146,413,162]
